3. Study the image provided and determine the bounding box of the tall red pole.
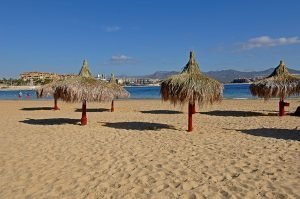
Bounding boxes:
[188,103,193,132]
[111,100,114,112]
[279,98,289,117]
[81,100,87,125]
[279,100,284,116]
[54,98,59,110]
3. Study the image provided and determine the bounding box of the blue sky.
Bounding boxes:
[0,0,300,78]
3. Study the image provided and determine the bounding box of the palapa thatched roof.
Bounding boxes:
[36,80,63,99]
[36,82,55,98]
[250,60,300,99]
[108,74,130,99]
[54,60,115,103]
[160,51,223,105]
[78,59,93,78]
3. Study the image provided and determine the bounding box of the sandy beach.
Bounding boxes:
[0,99,299,198]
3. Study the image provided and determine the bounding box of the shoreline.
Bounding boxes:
[0,85,40,91]
[223,82,251,85]
[0,83,251,91]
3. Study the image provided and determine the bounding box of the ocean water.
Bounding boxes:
[126,84,254,99]
[0,84,255,100]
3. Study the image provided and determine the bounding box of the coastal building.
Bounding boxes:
[116,78,124,85]
[19,72,77,85]
[96,73,126,85]
[231,78,252,83]
[20,72,59,83]
[96,73,107,81]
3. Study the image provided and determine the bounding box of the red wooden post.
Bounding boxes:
[188,103,193,132]
[54,98,59,110]
[279,100,284,116]
[111,100,114,112]
[81,100,87,125]
[279,99,289,116]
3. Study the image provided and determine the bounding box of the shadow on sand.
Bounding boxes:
[20,118,80,125]
[201,110,277,117]
[236,128,300,141]
[101,121,176,131]
[75,108,109,112]
[20,107,54,111]
[140,110,183,114]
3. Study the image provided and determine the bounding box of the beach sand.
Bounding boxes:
[0,99,299,198]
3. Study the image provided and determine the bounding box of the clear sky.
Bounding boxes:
[1,0,300,78]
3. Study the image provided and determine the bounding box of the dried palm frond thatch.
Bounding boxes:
[78,59,93,78]
[161,51,223,106]
[36,80,61,98]
[55,77,115,103]
[36,80,64,110]
[250,60,300,116]
[54,59,117,125]
[250,60,300,100]
[160,51,223,131]
[108,74,130,99]
[107,74,130,112]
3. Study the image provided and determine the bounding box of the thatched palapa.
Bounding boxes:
[108,74,129,99]
[250,60,300,116]
[250,60,300,100]
[54,60,115,125]
[36,80,63,110]
[36,81,55,98]
[55,60,114,103]
[160,51,223,132]
[108,74,130,112]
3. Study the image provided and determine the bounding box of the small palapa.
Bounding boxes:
[160,51,223,132]
[250,60,300,116]
[54,60,128,125]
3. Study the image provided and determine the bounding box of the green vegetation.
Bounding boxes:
[0,78,24,86]
[0,78,53,86]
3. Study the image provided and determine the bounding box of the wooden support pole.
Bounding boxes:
[81,100,87,125]
[188,103,193,132]
[111,100,114,112]
[54,98,59,110]
[279,100,284,116]
[279,99,289,116]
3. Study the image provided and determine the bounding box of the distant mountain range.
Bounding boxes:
[205,68,300,83]
[122,68,300,83]
[142,71,179,79]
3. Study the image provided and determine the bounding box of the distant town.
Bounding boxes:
[1,67,299,88]
[0,71,162,88]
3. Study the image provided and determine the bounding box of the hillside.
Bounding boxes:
[134,68,300,83]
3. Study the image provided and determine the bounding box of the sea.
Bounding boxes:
[0,84,255,100]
